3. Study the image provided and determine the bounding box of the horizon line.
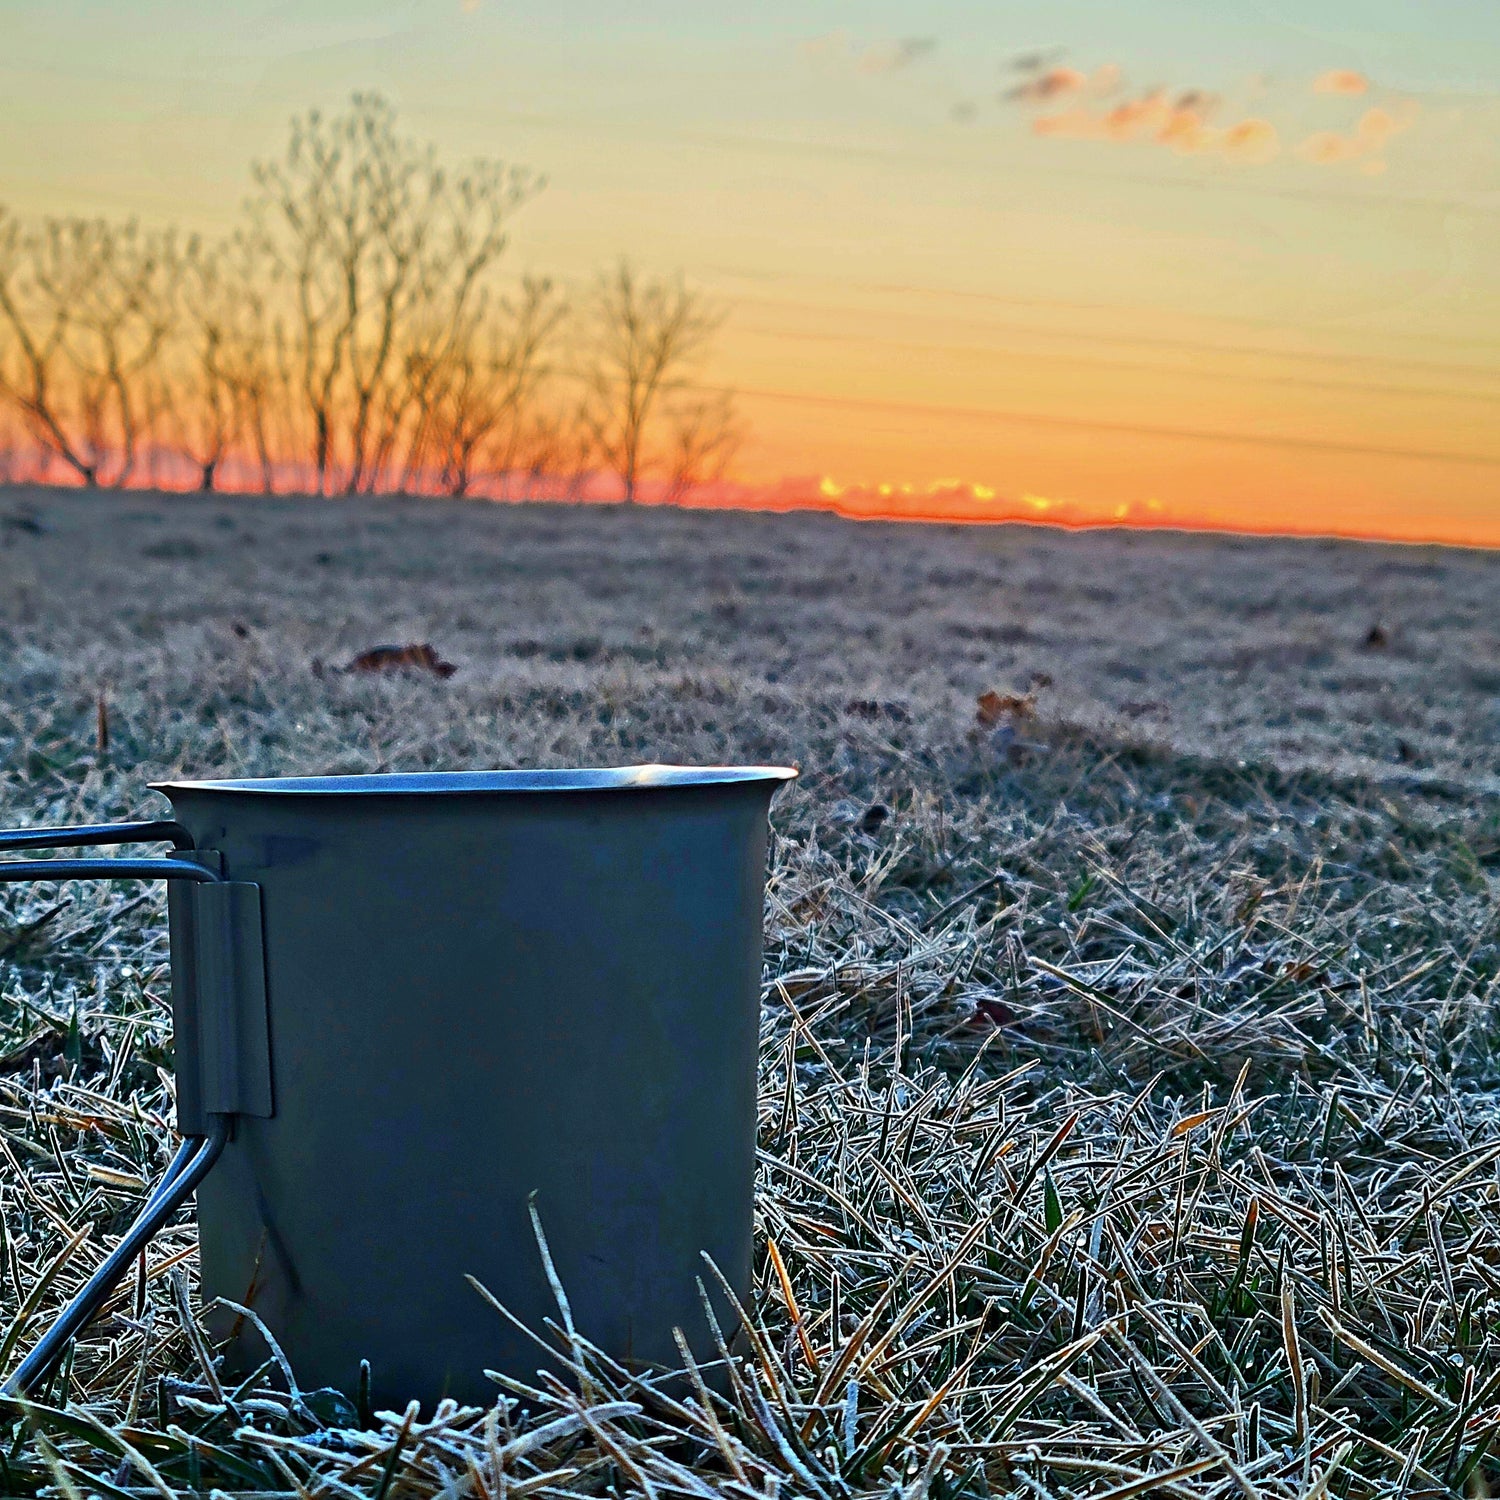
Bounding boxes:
[4,474,1495,554]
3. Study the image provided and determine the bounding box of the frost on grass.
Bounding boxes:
[0,488,1498,1497]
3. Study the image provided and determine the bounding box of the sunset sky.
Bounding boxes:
[3,1,1499,545]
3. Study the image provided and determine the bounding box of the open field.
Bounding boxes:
[1,485,1499,1498]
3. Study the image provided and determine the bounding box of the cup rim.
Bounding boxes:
[150,764,800,797]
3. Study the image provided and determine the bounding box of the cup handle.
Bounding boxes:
[0,818,194,853]
[0,819,272,1130]
[0,818,266,1396]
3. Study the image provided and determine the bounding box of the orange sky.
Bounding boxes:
[2,2,1497,546]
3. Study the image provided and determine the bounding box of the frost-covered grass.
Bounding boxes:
[1,486,1498,1498]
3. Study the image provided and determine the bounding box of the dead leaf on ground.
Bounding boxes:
[1281,961,1328,985]
[968,996,1020,1029]
[344,643,456,679]
[976,689,1036,728]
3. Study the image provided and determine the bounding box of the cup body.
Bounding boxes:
[155,767,791,1405]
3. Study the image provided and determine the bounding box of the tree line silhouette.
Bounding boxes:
[0,94,740,502]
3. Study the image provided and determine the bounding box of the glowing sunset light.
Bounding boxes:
[0,2,1495,549]
[755,479,1210,531]
[819,476,1002,505]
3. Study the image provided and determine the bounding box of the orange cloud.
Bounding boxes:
[1295,103,1416,169]
[1033,89,1279,164]
[1356,105,1407,147]
[1005,66,1087,103]
[1220,118,1280,164]
[1297,130,1360,164]
[1006,63,1121,104]
[1314,69,1369,95]
[1090,63,1123,97]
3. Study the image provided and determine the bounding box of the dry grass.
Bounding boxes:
[1,486,1498,1498]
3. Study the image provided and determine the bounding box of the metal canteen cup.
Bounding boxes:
[0,765,796,1405]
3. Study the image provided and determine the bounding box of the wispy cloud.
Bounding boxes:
[998,59,1421,172]
[861,36,937,74]
[799,30,845,65]
[1004,66,1087,104]
[1216,118,1281,163]
[802,31,937,76]
[1295,103,1416,173]
[1003,62,1120,104]
[1031,89,1280,164]
[1007,48,1067,75]
[1001,56,1278,163]
[1313,69,1369,96]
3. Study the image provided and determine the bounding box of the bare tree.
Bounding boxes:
[172,240,239,490]
[482,280,570,499]
[231,238,284,495]
[0,209,179,487]
[517,398,597,501]
[382,278,556,497]
[663,389,742,504]
[249,93,542,496]
[0,405,30,484]
[582,260,724,503]
[0,104,749,504]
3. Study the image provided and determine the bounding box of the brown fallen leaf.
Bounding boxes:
[968,995,1020,1029]
[1281,960,1328,984]
[976,689,1036,728]
[344,643,457,679]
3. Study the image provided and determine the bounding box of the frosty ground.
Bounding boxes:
[1,487,1498,1499]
